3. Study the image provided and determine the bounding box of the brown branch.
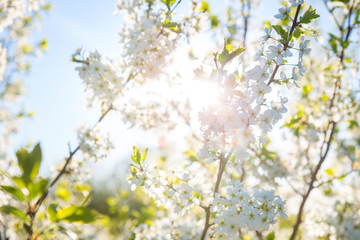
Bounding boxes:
[304,143,313,175]
[35,105,112,208]
[256,230,263,240]
[267,5,301,86]
[238,228,245,240]
[213,154,230,196]
[200,151,232,240]
[289,2,358,237]
[289,121,337,240]
[28,104,113,239]
[0,217,7,240]
[285,178,304,196]
[241,0,251,47]
[240,163,246,182]
[157,0,182,38]
[239,0,251,73]
[200,206,211,240]
[323,1,342,30]
[314,169,358,188]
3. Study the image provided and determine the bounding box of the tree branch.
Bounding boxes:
[267,5,301,86]
[289,121,337,240]
[314,169,358,188]
[289,2,358,237]
[28,104,113,239]
[200,151,232,240]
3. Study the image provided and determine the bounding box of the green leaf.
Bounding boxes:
[348,145,355,155]
[228,47,246,60]
[47,204,59,222]
[321,95,330,102]
[330,0,349,3]
[57,206,96,223]
[293,28,303,39]
[141,148,148,163]
[225,44,233,51]
[0,205,28,221]
[55,185,70,202]
[329,39,338,54]
[340,40,350,49]
[184,149,199,162]
[164,22,181,33]
[21,45,34,54]
[266,231,275,240]
[302,84,312,98]
[199,1,210,13]
[300,6,320,24]
[136,150,141,163]
[337,175,346,181]
[161,0,176,10]
[0,185,26,201]
[16,143,42,185]
[272,25,288,40]
[218,39,245,66]
[329,33,341,42]
[324,188,332,196]
[325,168,335,176]
[11,176,26,189]
[282,116,301,129]
[28,179,49,201]
[218,46,229,65]
[43,3,51,11]
[131,146,141,165]
[210,15,219,29]
[39,38,48,51]
[347,120,359,129]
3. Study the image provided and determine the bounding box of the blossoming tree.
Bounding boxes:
[0,0,360,239]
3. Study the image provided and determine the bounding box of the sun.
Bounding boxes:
[185,79,220,110]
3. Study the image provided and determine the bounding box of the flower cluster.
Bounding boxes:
[0,0,26,32]
[120,99,174,130]
[0,0,47,32]
[125,1,317,238]
[128,158,288,238]
[211,182,287,237]
[73,0,209,134]
[0,0,48,78]
[302,197,360,240]
[197,1,314,176]
[77,125,114,162]
[115,0,181,84]
[74,50,124,108]
[134,215,204,240]
[128,163,201,216]
[5,0,360,239]
[118,13,176,80]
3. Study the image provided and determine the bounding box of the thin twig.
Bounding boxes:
[200,151,233,240]
[285,178,304,196]
[323,0,342,30]
[157,0,182,38]
[290,121,337,240]
[267,5,301,86]
[28,104,113,239]
[314,169,358,188]
[289,2,358,237]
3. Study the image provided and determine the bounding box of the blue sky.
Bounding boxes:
[14,0,331,179]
